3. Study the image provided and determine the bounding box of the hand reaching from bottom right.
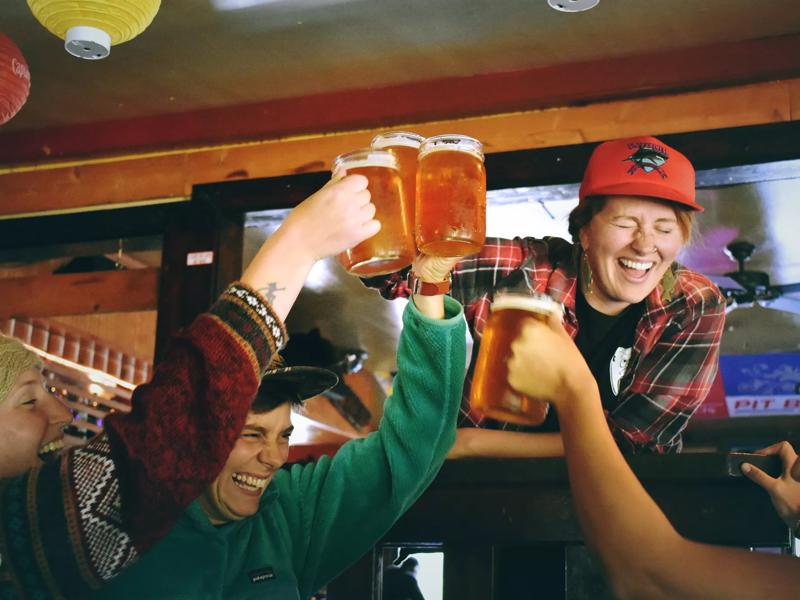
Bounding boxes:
[741,441,800,531]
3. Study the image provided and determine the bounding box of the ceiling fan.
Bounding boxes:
[709,241,800,315]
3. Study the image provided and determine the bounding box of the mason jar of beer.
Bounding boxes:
[332,148,415,277]
[470,292,563,426]
[416,134,486,257]
[371,131,425,245]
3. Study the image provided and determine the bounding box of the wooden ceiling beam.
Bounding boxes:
[0,78,797,218]
[0,269,159,318]
[1,33,800,165]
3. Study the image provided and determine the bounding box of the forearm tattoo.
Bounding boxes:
[257,282,286,304]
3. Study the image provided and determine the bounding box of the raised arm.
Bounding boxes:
[285,255,467,596]
[507,313,800,600]
[407,254,460,320]
[241,174,378,321]
[0,175,378,598]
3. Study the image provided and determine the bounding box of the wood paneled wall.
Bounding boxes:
[1,77,798,218]
[52,312,157,363]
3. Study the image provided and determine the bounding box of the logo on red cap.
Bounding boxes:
[624,142,669,179]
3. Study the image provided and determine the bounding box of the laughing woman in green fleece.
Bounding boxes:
[93,254,467,599]
[0,174,378,599]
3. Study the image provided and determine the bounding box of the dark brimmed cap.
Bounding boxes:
[260,366,338,403]
[253,355,338,410]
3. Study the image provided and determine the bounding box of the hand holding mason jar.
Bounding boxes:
[505,299,591,415]
[332,131,487,277]
[470,292,564,426]
[332,147,416,277]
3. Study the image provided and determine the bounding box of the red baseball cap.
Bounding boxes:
[578,136,702,211]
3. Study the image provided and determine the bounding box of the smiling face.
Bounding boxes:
[0,367,73,478]
[579,195,687,315]
[199,403,293,524]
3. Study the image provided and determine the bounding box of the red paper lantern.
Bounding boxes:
[0,33,31,125]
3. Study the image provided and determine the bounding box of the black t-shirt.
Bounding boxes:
[574,287,644,411]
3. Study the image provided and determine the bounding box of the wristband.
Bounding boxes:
[408,271,451,296]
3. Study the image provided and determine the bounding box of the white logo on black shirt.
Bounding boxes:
[610,346,632,396]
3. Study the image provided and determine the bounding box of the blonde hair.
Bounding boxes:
[0,334,41,405]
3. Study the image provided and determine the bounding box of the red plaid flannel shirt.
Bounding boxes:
[369,236,726,453]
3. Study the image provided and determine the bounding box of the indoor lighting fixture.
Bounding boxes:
[548,0,600,13]
[211,0,352,11]
[27,0,161,60]
[212,0,284,9]
[0,32,30,125]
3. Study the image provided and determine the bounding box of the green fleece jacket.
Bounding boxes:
[93,296,466,600]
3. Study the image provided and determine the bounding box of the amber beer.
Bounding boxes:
[416,134,486,257]
[332,148,415,277]
[470,292,562,426]
[371,131,425,243]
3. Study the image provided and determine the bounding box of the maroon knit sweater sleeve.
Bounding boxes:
[103,282,286,551]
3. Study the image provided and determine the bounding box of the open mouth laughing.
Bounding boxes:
[38,438,64,461]
[231,472,269,494]
[619,257,655,278]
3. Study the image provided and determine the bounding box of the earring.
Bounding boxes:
[580,251,593,296]
[660,266,677,303]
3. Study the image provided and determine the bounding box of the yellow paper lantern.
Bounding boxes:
[27,0,161,60]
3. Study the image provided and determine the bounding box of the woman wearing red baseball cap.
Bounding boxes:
[368,135,725,457]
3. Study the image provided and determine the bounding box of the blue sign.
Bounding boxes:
[719,353,800,416]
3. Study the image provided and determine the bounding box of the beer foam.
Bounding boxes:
[332,148,399,175]
[371,131,425,149]
[334,158,398,171]
[492,292,562,317]
[418,134,484,161]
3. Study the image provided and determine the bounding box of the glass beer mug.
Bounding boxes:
[416,134,486,257]
[470,292,562,426]
[332,148,415,277]
[371,131,425,244]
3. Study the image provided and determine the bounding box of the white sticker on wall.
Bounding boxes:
[186,251,214,266]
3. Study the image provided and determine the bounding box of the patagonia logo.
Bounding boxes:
[624,143,669,179]
[249,567,275,584]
